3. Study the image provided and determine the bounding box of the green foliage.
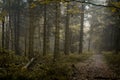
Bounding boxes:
[0,49,28,80]
[59,52,92,64]
[109,1,120,13]
[0,49,92,80]
[103,52,120,75]
[34,63,72,80]
[0,50,68,80]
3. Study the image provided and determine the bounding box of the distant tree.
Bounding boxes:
[43,3,47,56]
[79,3,85,54]
[54,2,60,61]
[28,0,36,59]
[14,0,21,55]
[64,2,70,55]
[1,16,5,49]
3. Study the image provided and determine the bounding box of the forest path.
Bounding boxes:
[73,53,116,80]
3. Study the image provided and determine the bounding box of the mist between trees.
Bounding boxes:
[0,0,120,79]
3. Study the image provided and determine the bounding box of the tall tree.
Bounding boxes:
[28,0,35,59]
[1,16,5,49]
[14,0,21,55]
[43,3,47,56]
[1,0,6,49]
[79,3,85,54]
[64,2,70,55]
[54,2,60,61]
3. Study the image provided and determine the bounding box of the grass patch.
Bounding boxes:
[103,52,120,76]
[59,52,93,64]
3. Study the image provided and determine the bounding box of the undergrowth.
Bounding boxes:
[59,52,92,64]
[0,49,92,80]
[103,52,120,76]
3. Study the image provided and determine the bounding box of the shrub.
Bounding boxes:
[0,49,92,80]
[0,49,72,80]
[103,52,120,75]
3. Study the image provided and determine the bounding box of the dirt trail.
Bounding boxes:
[72,53,117,80]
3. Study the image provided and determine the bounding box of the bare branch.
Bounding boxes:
[65,0,120,9]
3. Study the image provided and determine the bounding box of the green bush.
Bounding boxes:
[0,49,29,80]
[36,63,72,80]
[0,49,72,80]
[0,49,92,80]
[59,52,92,64]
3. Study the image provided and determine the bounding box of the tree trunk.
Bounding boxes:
[64,3,70,55]
[88,25,93,52]
[79,4,84,54]
[2,17,5,49]
[43,4,47,56]
[14,1,20,55]
[115,28,120,54]
[24,27,28,56]
[28,14,35,59]
[28,1,35,59]
[54,2,60,61]
[5,23,10,50]
[38,24,41,53]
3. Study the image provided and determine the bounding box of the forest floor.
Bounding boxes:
[72,53,119,80]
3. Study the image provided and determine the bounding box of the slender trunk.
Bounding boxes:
[14,1,20,55]
[5,22,10,50]
[10,16,14,50]
[88,25,93,52]
[2,17,5,49]
[79,4,84,54]
[28,1,35,59]
[88,37,91,51]
[69,29,72,53]
[28,11,35,59]
[115,28,120,54]
[54,2,60,61]
[38,25,41,53]
[64,3,70,55]
[9,5,13,50]
[43,4,47,56]
[24,27,28,56]
[46,23,50,53]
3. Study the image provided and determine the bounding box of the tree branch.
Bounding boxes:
[65,0,120,9]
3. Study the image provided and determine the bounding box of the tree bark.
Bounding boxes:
[79,4,85,54]
[28,1,35,59]
[54,2,60,61]
[64,2,70,55]
[28,13,35,59]
[14,1,21,55]
[2,17,5,49]
[43,4,47,56]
